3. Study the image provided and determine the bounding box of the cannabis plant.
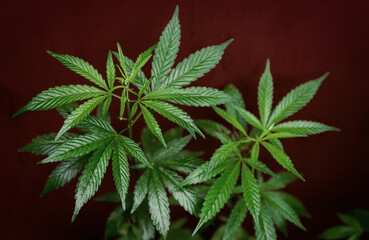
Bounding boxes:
[319,209,369,240]
[14,5,338,240]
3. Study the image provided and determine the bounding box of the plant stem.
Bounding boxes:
[126,84,139,179]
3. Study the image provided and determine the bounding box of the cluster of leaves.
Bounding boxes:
[319,209,369,240]
[14,5,339,240]
[186,60,338,239]
[15,5,232,229]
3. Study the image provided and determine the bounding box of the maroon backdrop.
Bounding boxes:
[1,0,369,239]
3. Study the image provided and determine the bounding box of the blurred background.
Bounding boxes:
[1,0,369,239]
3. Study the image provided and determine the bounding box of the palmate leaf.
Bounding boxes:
[140,104,166,147]
[148,169,170,237]
[131,170,151,213]
[118,135,151,168]
[233,106,263,130]
[40,134,113,164]
[271,120,339,135]
[142,100,203,138]
[106,50,116,89]
[56,95,107,140]
[261,142,305,181]
[213,106,247,136]
[194,162,241,234]
[72,140,114,221]
[142,87,233,107]
[19,132,78,155]
[241,163,261,221]
[223,198,248,240]
[151,6,180,90]
[13,85,105,117]
[267,73,328,126]
[41,154,89,196]
[112,141,130,210]
[262,191,306,230]
[224,84,247,130]
[160,39,233,89]
[258,59,273,127]
[47,51,108,90]
[255,205,277,240]
[160,169,200,215]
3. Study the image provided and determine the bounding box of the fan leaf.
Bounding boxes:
[112,141,130,210]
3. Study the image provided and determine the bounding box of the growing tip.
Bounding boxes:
[173,5,179,17]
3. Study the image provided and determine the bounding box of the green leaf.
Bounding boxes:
[40,134,112,164]
[104,206,124,240]
[151,6,180,90]
[261,172,297,190]
[194,162,240,234]
[258,59,273,127]
[271,121,339,135]
[19,133,77,155]
[106,50,116,89]
[78,115,116,134]
[275,192,309,217]
[250,142,260,172]
[181,159,234,186]
[41,154,89,196]
[262,191,306,230]
[148,169,170,237]
[142,87,232,107]
[160,169,200,215]
[131,170,151,213]
[72,140,114,221]
[269,138,284,151]
[195,119,232,144]
[266,202,288,236]
[13,85,105,117]
[263,132,306,140]
[47,51,108,90]
[113,53,148,92]
[241,163,261,221]
[224,84,247,130]
[101,95,112,120]
[118,135,151,168]
[213,106,246,136]
[112,141,130,210]
[140,104,166,147]
[255,205,277,240]
[338,214,361,228]
[261,142,305,181]
[116,43,128,78]
[206,141,242,175]
[152,135,191,162]
[223,198,248,240]
[268,73,328,126]
[130,44,157,82]
[142,100,203,138]
[56,95,106,140]
[233,106,263,130]
[160,39,233,89]
[319,226,358,239]
[56,102,79,119]
[244,158,276,176]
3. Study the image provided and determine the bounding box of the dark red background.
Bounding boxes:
[1,0,369,239]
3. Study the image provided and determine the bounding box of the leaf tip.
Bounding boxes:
[173,5,179,17]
